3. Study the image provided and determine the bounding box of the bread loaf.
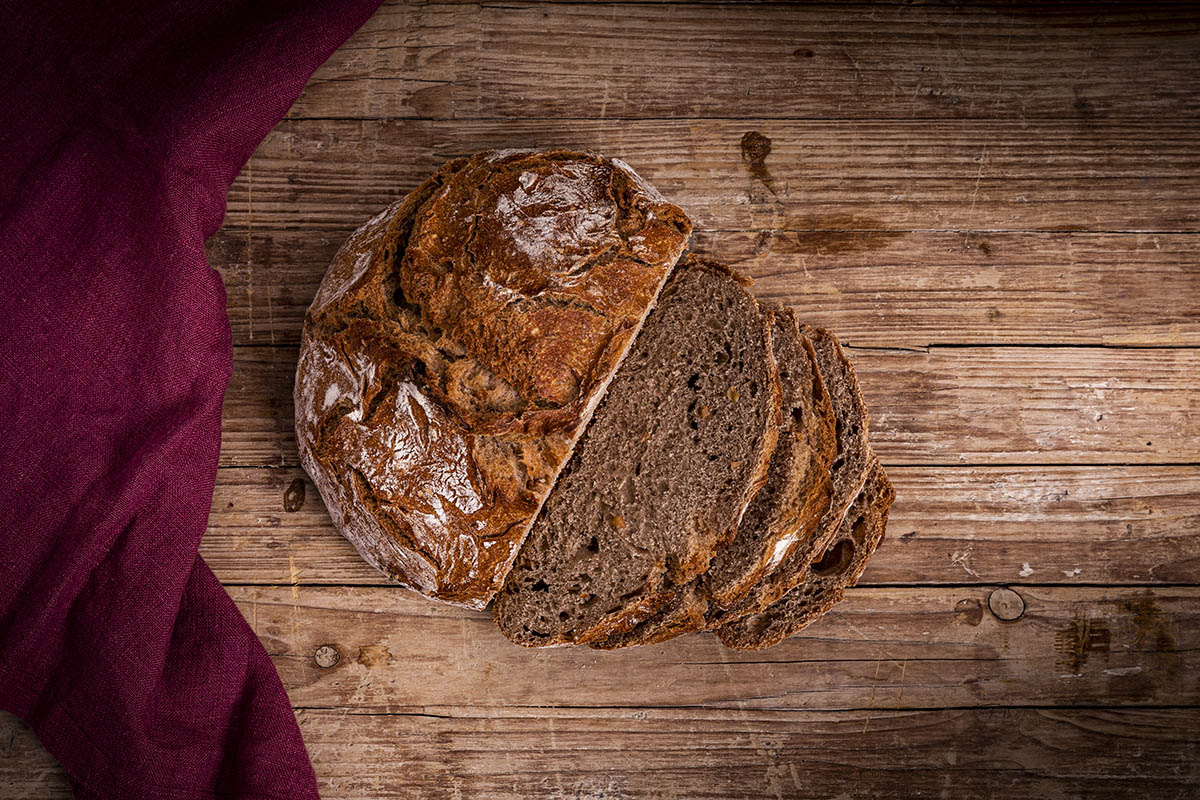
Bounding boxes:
[295,150,691,608]
[295,149,892,649]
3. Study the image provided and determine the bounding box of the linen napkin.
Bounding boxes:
[0,0,382,796]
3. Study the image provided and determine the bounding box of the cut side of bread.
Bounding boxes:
[705,306,838,606]
[709,324,875,625]
[591,306,837,649]
[716,461,894,651]
[493,257,781,646]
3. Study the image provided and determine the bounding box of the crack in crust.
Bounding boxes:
[295,150,691,608]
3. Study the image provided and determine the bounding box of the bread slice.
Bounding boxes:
[590,306,837,649]
[709,324,875,624]
[705,306,838,605]
[492,257,781,646]
[716,462,894,651]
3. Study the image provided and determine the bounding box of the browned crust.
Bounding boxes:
[715,461,894,651]
[295,150,691,609]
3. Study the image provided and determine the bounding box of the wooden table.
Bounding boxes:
[4,3,1199,797]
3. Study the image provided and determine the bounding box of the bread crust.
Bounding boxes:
[716,461,894,651]
[295,150,691,608]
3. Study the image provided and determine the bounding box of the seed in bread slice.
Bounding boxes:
[492,257,781,646]
[716,461,894,651]
[591,305,837,649]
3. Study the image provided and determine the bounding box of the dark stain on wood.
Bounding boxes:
[356,644,393,669]
[1120,596,1176,655]
[760,224,908,257]
[955,598,984,626]
[1055,617,1111,675]
[283,477,307,512]
[1104,596,1178,700]
[740,130,776,196]
[741,130,772,169]
[962,233,993,257]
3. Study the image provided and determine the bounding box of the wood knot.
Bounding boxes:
[313,644,341,669]
[283,477,306,512]
[987,588,1026,622]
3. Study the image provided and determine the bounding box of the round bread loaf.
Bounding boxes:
[295,150,691,608]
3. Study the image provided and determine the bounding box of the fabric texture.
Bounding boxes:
[0,1,382,796]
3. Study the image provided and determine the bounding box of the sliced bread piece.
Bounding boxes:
[591,306,837,649]
[705,306,838,606]
[716,461,894,651]
[708,324,876,626]
[492,257,781,646]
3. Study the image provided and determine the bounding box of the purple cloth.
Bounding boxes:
[0,1,381,796]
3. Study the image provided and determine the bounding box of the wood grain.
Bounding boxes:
[0,714,71,797]
[202,465,1200,587]
[17,3,1200,795]
[208,228,1200,347]
[292,706,1200,800]
[6,706,1197,799]
[289,3,1200,121]
[218,345,1200,467]
[224,118,1200,232]
[233,585,1199,711]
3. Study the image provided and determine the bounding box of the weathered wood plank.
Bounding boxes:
[858,346,1200,465]
[294,706,1200,799]
[7,706,1198,799]
[202,465,1200,587]
[207,228,1200,347]
[231,585,1200,711]
[218,345,1200,466]
[290,2,1200,121]
[222,118,1200,232]
[221,346,298,468]
[0,713,72,797]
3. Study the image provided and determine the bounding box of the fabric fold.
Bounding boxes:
[0,0,383,796]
